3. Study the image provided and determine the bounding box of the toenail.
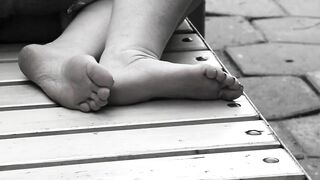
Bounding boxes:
[232,76,236,82]
[223,72,227,79]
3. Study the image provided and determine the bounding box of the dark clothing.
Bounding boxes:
[0,0,95,43]
[0,0,74,18]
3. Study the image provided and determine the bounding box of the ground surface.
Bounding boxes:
[205,0,320,179]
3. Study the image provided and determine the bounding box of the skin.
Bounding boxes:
[18,0,243,112]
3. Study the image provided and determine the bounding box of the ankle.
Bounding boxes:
[100,47,160,68]
[46,41,88,57]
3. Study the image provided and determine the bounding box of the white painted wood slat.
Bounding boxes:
[0,85,55,110]
[0,121,279,170]
[0,62,27,85]
[0,96,258,138]
[175,20,194,33]
[0,44,25,62]
[165,34,207,52]
[0,149,304,180]
[162,50,222,68]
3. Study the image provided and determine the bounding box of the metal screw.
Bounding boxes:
[285,59,294,63]
[263,157,279,163]
[182,37,193,42]
[245,130,263,135]
[195,56,208,61]
[227,103,241,108]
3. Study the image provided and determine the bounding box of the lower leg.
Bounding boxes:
[19,0,115,112]
[100,0,243,105]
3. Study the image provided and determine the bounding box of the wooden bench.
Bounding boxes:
[0,20,310,179]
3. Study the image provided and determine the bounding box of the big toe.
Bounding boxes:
[85,55,114,88]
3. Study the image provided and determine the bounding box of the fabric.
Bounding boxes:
[0,0,77,18]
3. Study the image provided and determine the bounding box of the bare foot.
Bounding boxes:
[101,52,243,105]
[18,44,114,112]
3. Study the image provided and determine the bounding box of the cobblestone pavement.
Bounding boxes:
[204,0,320,179]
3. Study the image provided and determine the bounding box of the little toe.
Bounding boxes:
[97,88,110,101]
[85,55,114,88]
[88,100,101,111]
[219,89,243,100]
[90,93,108,107]
[79,102,91,112]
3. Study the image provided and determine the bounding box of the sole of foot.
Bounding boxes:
[105,58,243,105]
[18,44,114,112]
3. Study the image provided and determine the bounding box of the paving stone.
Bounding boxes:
[269,121,306,159]
[206,0,285,18]
[277,0,320,18]
[226,43,320,76]
[281,114,320,157]
[306,71,320,94]
[239,76,320,120]
[299,158,320,180]
[205,16,265,50]
[253,17,320,44]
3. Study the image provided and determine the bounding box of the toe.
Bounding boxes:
[224,76,239,89]
[97,88,110,101]
[79,102,91,112]
[90,93,108,107]
[219,89,243,100]
[88,100,100,111]
[86,56,114,88]
[205,67,218,79]
[216,71,228,82]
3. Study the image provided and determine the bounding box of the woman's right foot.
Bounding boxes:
[18,44,114,112]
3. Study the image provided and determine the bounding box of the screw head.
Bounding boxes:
[263,157,279,163]
[245,130,263,135]
[182,37,193,42]
[195,56,208,61]
[227,103,241,108]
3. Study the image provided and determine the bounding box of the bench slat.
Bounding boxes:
[0,62,27,85]
[162,50,222,68]
[175,20,194,33]
[165,34,207,52]
[0,120,279,170]
[0,85,56,111]
[0,96,258,138]
[0,149,304,180]
[0,44,25,62]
